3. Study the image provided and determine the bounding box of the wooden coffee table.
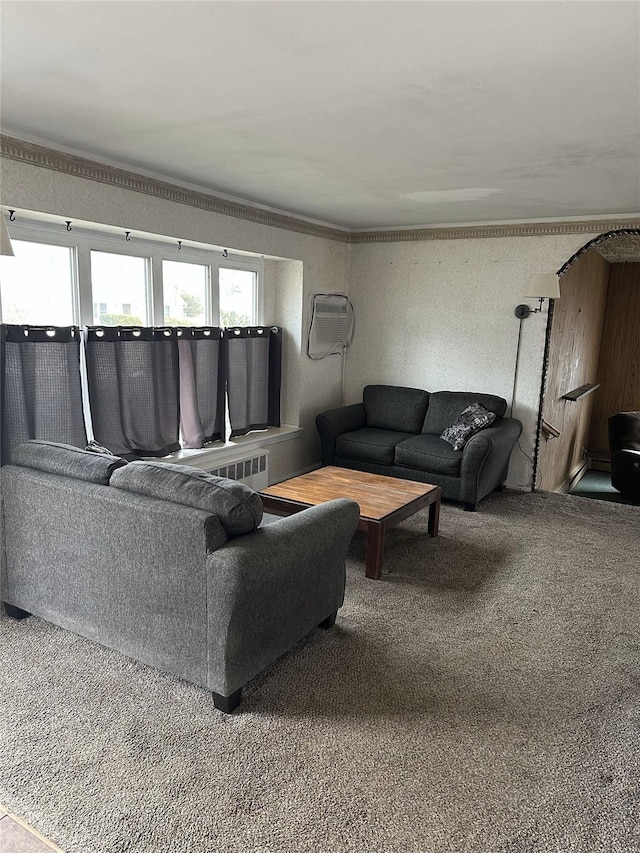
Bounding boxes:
[260,466,441,580]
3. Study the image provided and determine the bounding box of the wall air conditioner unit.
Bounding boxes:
[204,450,269,491]
[307,293,355,360]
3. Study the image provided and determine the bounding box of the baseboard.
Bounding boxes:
[588,459,611,473]
[559,458,590,494]
[585,448,610,472]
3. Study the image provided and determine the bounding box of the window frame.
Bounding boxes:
[0,218,263,328]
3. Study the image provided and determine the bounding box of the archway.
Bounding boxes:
[534,228,640,492]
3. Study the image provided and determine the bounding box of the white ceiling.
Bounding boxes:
[1,0,639,231]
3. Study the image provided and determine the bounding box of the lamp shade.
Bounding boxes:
[0,214,14,256]
[526,273,560,299]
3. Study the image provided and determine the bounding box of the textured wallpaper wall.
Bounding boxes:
[346,233,603,490]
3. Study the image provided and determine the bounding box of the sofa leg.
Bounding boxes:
[463,502,477,512]
[212,687,242,714]
[4,603,31,620]
[318,610,337,629]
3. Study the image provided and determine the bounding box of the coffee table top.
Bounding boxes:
[260,466,439,522]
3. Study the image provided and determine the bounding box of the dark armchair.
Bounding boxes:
[608,411,640,503]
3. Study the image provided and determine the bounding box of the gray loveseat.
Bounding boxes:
[316,385,522,510]
[1,440,359,712]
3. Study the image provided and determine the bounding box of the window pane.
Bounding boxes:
[0,240,74,325]
[91,251,149,325]
[219,268,256,327]
[162,260,207,326]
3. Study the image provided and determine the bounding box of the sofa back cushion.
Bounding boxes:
[422,392,507,436]
[363,385,430,434]
[110,461,263,537]
[11,440,127,485]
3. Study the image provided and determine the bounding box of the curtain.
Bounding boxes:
[178,326,226,448]
[84,326,180,460]
[224,326,282,438]
[1,324,87,465]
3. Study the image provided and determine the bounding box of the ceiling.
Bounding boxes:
[1,1,639,231]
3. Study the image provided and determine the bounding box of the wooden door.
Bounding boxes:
[588,262,640,462]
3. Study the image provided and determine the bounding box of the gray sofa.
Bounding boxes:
[1,440,359,712]
[316,385,522,510]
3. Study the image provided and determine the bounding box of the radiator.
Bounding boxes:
[204,450,270,491]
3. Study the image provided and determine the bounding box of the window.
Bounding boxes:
[0,214,295,458]
[0,239,75,325]
[219,267,257,326]
[90,251,149,325]
[162,260,208,326]
[0,217,263,331]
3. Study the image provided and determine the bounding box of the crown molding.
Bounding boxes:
[2,135,639,244]
[0,135,350,243]
[348,219,640,243]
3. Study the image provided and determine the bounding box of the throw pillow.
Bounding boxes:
[85,439,117,456]
[441,403,497,451]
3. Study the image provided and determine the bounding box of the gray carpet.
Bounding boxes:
[1,490,639,853]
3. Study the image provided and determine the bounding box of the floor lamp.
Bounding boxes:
[511,273,561,416]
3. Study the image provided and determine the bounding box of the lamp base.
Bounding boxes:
[514,304,531,320]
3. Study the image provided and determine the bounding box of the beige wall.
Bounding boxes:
[345,234,604,490]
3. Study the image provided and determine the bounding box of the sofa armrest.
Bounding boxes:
[206,498,359,696]
[611,448,640,501]
[459,417,523,507]
[316,403,366,465]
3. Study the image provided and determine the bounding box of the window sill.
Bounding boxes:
[152,424,303,469]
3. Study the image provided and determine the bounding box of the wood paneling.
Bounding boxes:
[589,263,640,456]
[537,250,610,492]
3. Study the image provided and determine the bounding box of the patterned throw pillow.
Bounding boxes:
[85,440,116,456]
[441,403,497,451]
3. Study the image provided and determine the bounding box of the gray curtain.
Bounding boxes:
[84,326,180,460]
[1,324,87,465]
[178,327,226,448]
[224,326,282,438]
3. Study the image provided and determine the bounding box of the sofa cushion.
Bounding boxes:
[395,434,463,476]
[336,428,415,465]
[441,403,497,450]
[11,440,127,485]
[363,385,430,433]
[110,461,263,537]
[422,391,507,436]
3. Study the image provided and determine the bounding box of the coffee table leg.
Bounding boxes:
[365,523,385,579]
[428,493,440,537]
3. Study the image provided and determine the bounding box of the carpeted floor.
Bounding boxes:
[1,490,639,853]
